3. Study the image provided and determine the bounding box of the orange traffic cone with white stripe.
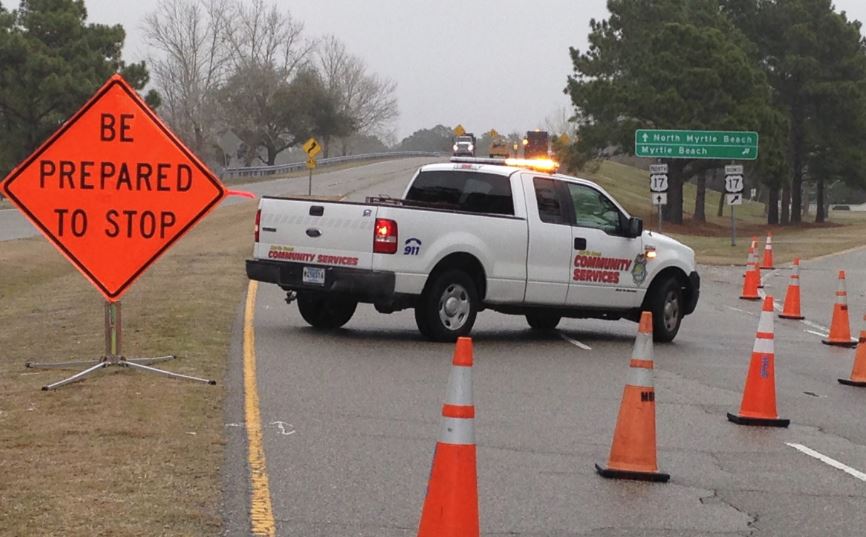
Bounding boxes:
[417,337,479,537]
[779,258,804,320]
[740,262,761,301]
[596,311,669,482]
[760,232,775,269]
[839,316,866,387]
[823,271,857,347]
[728,296,790,427]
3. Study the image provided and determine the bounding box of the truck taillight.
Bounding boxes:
[254,209,261,242]
[373,218,398,254]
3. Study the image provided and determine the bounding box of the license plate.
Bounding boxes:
[302,266,325,285]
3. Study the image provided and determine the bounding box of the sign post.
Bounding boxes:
[303,137,321,195]
[649,163,668,232]
[725,164,744,246]
[1,74,226,390]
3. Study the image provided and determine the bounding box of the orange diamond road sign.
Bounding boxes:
[0,74,226,301]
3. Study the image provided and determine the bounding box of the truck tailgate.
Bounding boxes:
[254,197,375,270]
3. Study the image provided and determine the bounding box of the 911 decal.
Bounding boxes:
[403,237,422,255]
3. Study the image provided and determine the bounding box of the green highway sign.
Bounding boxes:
[635,129,759,160]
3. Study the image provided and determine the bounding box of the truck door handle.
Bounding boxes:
[309,205,324,216]
[574,238,586,250]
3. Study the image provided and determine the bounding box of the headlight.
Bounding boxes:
[453,144,458,151]
[468,144,474,151]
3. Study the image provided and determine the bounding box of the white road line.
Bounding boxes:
[786,443,866,482]
[803,319,830,332]
[805,329,829,338]
[725,305,755,315]
[559,332,591,350]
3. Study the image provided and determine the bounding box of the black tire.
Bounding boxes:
[648,277,683,342]
[296,292,357,330]
[415,270,478,341]
[526,312,561,330]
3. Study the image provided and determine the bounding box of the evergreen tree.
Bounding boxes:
[0,0,157,175]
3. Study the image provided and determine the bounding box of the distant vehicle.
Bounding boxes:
[489,138,510,158]
[523,130,550,159]
[452,134,476,157]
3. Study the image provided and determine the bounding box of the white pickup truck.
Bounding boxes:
[246,158,700,342]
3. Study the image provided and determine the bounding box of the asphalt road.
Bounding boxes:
[0,157,435,242]
[223,159,866,536]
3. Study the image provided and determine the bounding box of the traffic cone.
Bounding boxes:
[740,262,761,301]
[839,316,866,387]
[779,258,804,320]
[728,296,790,427]
[417,337,479,537]
[760,232,775,269]
[596,311,669,482]
[822,271,857,347]
[744,237,757,275]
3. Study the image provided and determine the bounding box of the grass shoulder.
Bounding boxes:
[578,160,866,265]
[0,201,257,536]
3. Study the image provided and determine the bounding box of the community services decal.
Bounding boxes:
[573,251,633,284]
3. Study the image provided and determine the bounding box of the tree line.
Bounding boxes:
[565,0,866,225]
[0,0,398,177]
[145,0,398,166]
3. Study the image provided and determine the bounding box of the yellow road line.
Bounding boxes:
[244,281,276,536]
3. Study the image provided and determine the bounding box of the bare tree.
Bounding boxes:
[543,105,579,138]
[144,0,231,161]
[317,36,398,156]
[219,0,315,165]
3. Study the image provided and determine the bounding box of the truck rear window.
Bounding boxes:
[405,171,514,215]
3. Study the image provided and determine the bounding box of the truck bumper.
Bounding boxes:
[246,259,396,300]
[684,271,700,315]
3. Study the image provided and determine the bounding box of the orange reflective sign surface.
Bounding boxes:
[1,75,226,301]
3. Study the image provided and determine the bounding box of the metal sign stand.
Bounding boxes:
[25,301,215,390]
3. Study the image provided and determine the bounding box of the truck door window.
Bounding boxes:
[565,183,621,234]
[405,171,514,215]
[533,177,567,224]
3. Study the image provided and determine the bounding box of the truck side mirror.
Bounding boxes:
[628,217,643,238]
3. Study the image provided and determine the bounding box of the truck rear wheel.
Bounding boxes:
[416,270,478,342]
[526,312,561,330]
[297,292,357,330]
[648,277,683,342]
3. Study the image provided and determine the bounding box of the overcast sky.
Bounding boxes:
[85,0,866,141]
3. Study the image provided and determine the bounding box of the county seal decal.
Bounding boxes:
[632,253,648,285]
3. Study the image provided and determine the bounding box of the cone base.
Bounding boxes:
[838,378,866,387]
[595,463,670,483]
[821,339,857,348]
[727,412,790,427]
[740,296,761,301]
[779,313,805,320]
[760,266,774,270]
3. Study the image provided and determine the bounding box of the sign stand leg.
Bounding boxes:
[24,301,215,390]
[658,204,663,233]
[308,169,312,196]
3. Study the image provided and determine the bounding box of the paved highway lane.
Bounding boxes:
[228,163,866,535]
[0,157,437,242]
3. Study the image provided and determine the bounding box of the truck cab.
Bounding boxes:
[452,134,477,157]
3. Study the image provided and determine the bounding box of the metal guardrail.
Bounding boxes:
[221,151,443,180]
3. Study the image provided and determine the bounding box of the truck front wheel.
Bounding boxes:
[526,312,561,330]
[297,292,357,330]
[416,270,478,341]
[648,277,683,342]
